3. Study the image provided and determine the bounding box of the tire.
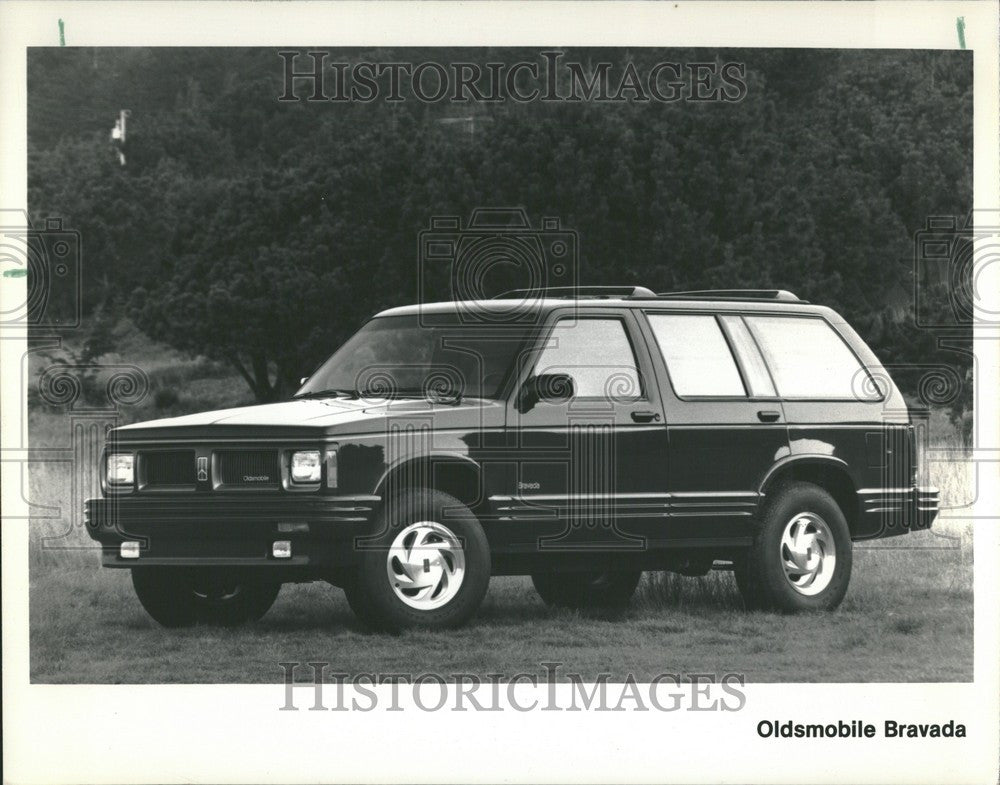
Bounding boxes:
[341,571,376,622]
[131,568,281,627]
[344,488,491,631]
[531,569,642,609]
[736,481,852,612]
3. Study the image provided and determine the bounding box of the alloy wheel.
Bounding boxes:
[386,521,466,610]
[779,512,836,596]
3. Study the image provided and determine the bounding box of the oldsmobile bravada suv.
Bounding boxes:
[86,287,938,629]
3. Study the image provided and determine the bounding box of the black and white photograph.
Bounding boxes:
[2,2,998,783]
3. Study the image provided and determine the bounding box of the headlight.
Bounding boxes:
[290,450,322,484]
[107,453,134,486]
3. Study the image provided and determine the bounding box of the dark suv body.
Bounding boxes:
[86,287,938,629]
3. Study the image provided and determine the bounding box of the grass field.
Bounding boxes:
[29,531,972,684]
[24,326,975,684]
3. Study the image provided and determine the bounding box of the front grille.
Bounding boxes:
[217,449,280,489]
[142,450,196,488]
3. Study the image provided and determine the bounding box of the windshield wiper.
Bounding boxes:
[382,388,466,405]
[425,390,463,405]
[292,388,359,400]
[295,387,472,405]
[341,387,466,405]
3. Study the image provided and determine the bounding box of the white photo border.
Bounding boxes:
[1,2,998,783]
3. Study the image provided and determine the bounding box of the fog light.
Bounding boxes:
[272,540,292,559]
[120,541,140,559]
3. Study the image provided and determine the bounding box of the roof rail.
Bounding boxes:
[656,289,805,303]
[490,286,807,303]
[493,285,658,300]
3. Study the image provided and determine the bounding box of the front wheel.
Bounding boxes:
[736,481,852,612]
[531,570,642,609]
[131,568,281,627]
[344,488,491,631]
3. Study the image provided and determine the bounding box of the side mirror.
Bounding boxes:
[299,376,309,386]
[519,373,575,412]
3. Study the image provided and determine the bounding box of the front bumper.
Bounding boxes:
[85,494,379,569]
[857,485,939,539]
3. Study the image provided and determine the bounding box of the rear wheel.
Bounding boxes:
[736,481,852,612]
[531,569,642,609]
[344,488,490,631]
[131,568,281,627]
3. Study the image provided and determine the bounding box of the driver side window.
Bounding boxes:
[534,318,643,400]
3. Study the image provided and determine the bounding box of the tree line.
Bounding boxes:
[27,47,973,420]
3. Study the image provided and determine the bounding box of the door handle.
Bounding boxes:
[631,410,660,423]
[757,410,781,423]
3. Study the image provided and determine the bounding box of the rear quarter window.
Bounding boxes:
[745,315,880,400]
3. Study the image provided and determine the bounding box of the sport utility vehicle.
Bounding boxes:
[86,287,938,629]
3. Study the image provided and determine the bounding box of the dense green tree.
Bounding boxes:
[28,48,973,408]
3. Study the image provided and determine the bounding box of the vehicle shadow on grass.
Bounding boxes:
[116,571,753,636]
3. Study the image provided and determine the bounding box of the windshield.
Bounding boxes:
[297,315,535,400]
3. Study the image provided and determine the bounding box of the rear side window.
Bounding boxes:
[535,318,643,399]
[745,316,877,400]
[646,314,746,397]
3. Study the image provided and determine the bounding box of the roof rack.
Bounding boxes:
[491,286,806,303]
[493,285,658,300]
[656,289,805,303]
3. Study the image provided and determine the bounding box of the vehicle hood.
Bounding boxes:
[113,396,504,441]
